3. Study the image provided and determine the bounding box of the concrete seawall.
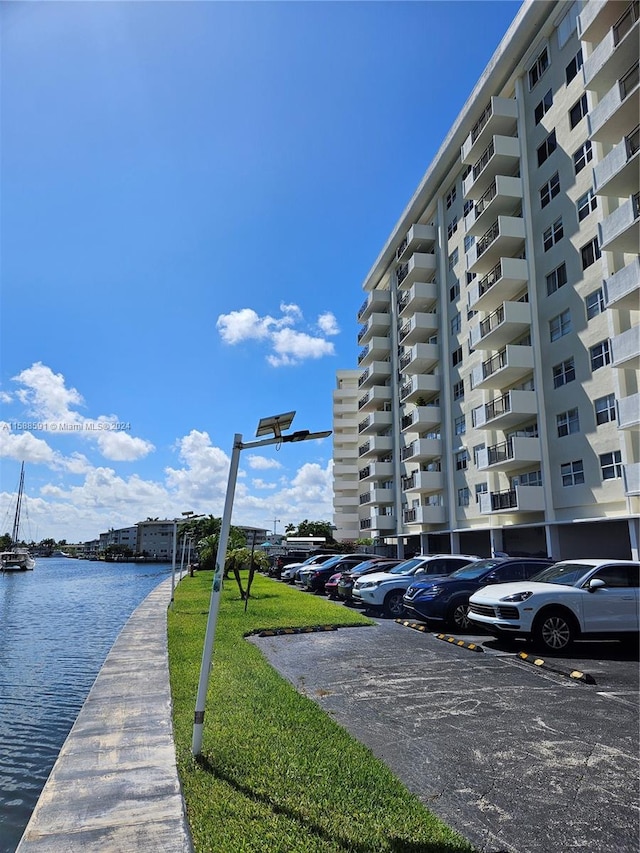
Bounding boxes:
[16,577,193,852]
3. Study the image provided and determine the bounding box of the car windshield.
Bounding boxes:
[447,559,503,580]
[351,560,381,574]
[529,563,593,586]
[388,558,428,576]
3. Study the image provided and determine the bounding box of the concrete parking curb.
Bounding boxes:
[516,651,597,684]
[434,632,485,652]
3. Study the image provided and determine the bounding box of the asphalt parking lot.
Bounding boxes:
[251,611,639,853]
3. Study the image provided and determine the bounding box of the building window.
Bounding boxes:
[565,49,583,84]
[569,93,588,129]
[577,189,597,221]
[451,313,461,335]
[463,199,474,217]
[550,309,571,341]
[537,129,557,166]
[447,216,458,239]
[457,487,470,507]
[449,248,459,270]
[464,234,475,252]
[553,357,576,388]
[452,346,463,366]
[455,450,469,470]
[540,172,560,208]
[546,262,567,295]
[450,281,460,301]
[466,271,476,285]
[557,408,580,437]
[600,450,622,480]
[573,140,593,174]
[475,482,488,503]
[581,237,601,269]
[529,46,549,89]
[594,394,616,425]
[446,185,457,209]
[534,89,553,125]
[543,217,564,251]
[590,340,611,371]
[516,470,542,487]
[561,460,585,486]
[586,288,605,319]
[473,444,485,466]
[454,415,466,435]
[453,379,464,400]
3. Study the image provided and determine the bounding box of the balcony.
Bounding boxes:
[611,326,640,369]
[464,176,523,237]
[403,505,446,526]
[359,461,394,481]
[396,223,437,262]
[397,281,438,317]
[358,435,393,458]
[358,410,393,435]
[398,312,439,345]
[599,193,640,253]
[401,404,441,433]
[472,390,538,430]
[397,252,437,289]
[333,462,358,478]
[358,336,391,366]
[617,393,640,429]
[623,462,640,496]
[476,436,542,472]
[583,2,639,90]
[359,488,394,506]
[479,485,545,515]
[358,361,392,389]
[604,257,640,309]
[462,135,520,200]
[357,312,390,344]
[358,386,392,412]
[588,62,639,143]
[593,126,640,197]
[357,289,390,323]
[360,513,396,533]
[402,470,444,495]
[399,342,439,375]
[468,257,529,312]
[579,0,626,43]
[401,438,442,463]
[466,216,525,275]
[400,374,441,404]
[469,301,531,351]
[461,96,518,165]
[470,344,534,390]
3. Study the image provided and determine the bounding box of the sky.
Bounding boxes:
[0,0,521,544]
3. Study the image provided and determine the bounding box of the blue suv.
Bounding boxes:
[402,557,553,632]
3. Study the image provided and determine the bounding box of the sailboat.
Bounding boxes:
[1,463,36,572]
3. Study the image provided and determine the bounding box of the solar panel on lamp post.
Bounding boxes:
[191,412,331,756]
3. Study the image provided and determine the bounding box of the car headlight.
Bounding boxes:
[358,580,379,589]
[417,586,443,598]
[500,590,533,603]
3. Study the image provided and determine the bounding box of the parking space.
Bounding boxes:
[251,614,639,853]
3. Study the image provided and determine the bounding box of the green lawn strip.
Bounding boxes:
[168,571,473,853]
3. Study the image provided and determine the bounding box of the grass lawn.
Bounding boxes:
[167,570,474,853]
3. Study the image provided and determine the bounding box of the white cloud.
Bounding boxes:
[217,304,338,366]
[13,362,84,422]
[246,455,282,470]
[96,431,154,462]
[251,479,278,490]
[0,391,12,404]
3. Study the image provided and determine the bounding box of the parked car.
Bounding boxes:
[352,555,480,617]
[279,553,338,583]
[468,559,640,652]
[324,571,344,599]
[403,557,554,631]
[336,559,402,602]
[267,551,311,579]
[302,554,381,594]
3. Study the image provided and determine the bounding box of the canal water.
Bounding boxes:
[0,558,173,852]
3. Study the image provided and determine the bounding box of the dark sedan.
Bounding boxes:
[402,557,553,631]
[303,554,382,594]
[336,559,402,602]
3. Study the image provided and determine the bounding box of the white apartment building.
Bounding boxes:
[333,370,362,541]
[336,0,639,560]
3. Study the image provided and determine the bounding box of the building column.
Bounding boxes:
[490,528,505,557]
[545,524,561,561]
[449,531,461,554]
[628,518,639,561]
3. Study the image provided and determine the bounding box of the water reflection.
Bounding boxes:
[0,558,171,852]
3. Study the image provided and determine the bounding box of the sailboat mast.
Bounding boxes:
[11,463,25,545]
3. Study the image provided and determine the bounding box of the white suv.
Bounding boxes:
[352,554,480,617]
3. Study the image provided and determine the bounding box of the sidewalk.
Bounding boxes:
[16,577,193,852]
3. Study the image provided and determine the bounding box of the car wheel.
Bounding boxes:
[383,590,406,618]
[533,609,574,652]
[448,601,472,632]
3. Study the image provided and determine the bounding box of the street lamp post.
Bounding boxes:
[192,412,331,756]
[170,511,203,605]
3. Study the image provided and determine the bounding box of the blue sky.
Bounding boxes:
[1,0,521,543]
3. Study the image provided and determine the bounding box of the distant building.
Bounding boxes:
[332,370,361,542]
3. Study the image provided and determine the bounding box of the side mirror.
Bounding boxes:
[587,578,606,593]
[485,573,499,583]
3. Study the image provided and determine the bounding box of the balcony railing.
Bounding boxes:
[474,180,498,219]
[476,220,500,258]
[614,1,639,46]
[470,102,492,145]
[478,304,505,339]
[620,61,639,99]
[396,236,408,261]
[358,441,370,456]
[358,466,370,480]
[397,263,409,285]
[358,417,370,433]
[481,349,507,380]
[472,139,495,182]
[627,124,640,156]
[477,261,503,299]
[490,489,518,511]
[358,393,370,410]
[486,438,514,466]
